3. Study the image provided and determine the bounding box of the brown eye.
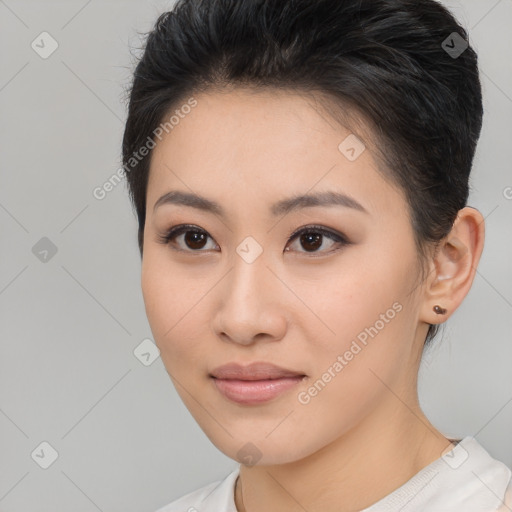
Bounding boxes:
[157,225,218,252]
[183,230,208,250]
[158,224,349,256]
[298,232,323,252]
[285,226,349,255]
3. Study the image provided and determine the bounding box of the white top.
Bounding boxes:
[155,437,512,512]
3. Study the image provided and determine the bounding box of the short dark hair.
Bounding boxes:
[122,0,483,345]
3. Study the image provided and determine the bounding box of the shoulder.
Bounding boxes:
[154,466,240,512]
[424,436,512,511]
[496,478,512,511]
[362,436,512,511]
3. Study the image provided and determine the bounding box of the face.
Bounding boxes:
[141,88,428,465]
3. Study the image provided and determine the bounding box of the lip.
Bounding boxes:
[210,361,306,380]
[210,362,307,405]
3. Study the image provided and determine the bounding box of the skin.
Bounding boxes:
[141,87,485,512]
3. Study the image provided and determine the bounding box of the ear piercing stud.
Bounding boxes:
[433,305,447,315]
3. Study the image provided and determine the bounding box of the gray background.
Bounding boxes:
[0,1,511,511]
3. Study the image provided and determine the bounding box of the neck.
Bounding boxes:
[234,397,452,512]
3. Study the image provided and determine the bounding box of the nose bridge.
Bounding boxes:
[227,238,272,310]
[214,238,286,343]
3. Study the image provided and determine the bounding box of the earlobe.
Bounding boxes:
[420,207,485,325]
[433,304,447,315]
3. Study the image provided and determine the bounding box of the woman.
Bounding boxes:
[121,0,512,510]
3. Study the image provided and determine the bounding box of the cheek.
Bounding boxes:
[301,250,415,378]
[308,261,401,335]
[141,253,204,364]
[291,287,411,443]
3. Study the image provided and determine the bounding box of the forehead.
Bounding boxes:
[154,87,354,158]
[146,88,405,219]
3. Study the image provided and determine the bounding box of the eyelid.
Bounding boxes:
[157,224,218,252]
[284,224,350,257]
[157,223,350,254]
[286,224,348,244]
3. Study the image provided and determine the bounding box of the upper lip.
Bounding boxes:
[210,362,306,381]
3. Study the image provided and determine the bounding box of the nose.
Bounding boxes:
[212,248,288,346]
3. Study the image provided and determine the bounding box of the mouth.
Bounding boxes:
[209,361,307,405]
[211,376,307,404]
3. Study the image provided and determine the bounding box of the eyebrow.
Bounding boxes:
[153,190,368,217]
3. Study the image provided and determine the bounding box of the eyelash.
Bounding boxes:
[156,224,350,256]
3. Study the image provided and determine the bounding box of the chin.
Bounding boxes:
[201,428,318,467]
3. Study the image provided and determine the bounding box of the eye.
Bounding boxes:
[157,224,350,255]
[157,224,218,252]
[285,225,349,255]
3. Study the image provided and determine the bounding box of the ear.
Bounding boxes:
[420,206,485,325]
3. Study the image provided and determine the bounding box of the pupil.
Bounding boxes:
[182,231,324,251]
[185,231,206,249]
[301,233,321,252]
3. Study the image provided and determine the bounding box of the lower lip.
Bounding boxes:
[211,376,305,405]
